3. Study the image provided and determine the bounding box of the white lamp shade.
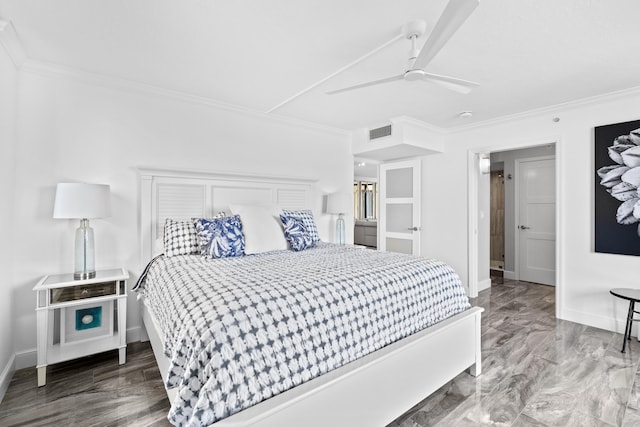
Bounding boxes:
[479,157,491,174]
[53,183,111,219]
[327,192,351,214]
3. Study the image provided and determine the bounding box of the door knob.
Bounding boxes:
[518,225,530,230]
[407,226,420,231]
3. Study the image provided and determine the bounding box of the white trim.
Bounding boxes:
[467,151,479,297]
[14,348,36,370]
[478,279,491,292]
[15,59,640,137]
[8,326,145,376]
[136,167,317,185]
[503,270,516,280]
[0,353,15,403]
[0,19,26,68]
[451,85,640,133]
[363,85,640,135]
[125,325,142,344]
[467,137,563,319]
[562,308,630,337]
[514,159,520,281]
[20,60,350,137]
[554,141,565,319]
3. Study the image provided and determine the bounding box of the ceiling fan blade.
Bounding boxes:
[420,71,479,94]
[326,74,404,95]
[413,0,479,70]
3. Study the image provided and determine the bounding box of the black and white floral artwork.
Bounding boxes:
[595,119,640,256]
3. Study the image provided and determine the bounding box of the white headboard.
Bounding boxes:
[138,168,317,267]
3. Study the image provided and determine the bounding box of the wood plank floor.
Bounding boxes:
[1,279,638,426]
[0,342,172,426]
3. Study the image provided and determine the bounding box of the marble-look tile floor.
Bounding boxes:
[1,279,637,426]
[389,279,640,427]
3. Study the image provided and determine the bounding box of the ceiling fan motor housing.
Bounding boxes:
[404,69,425,81]
[402,19,427,39]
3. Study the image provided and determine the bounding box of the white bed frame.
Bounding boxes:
[138,167,483,427]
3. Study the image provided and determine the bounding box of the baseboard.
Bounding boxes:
[126,325,142,343]
[0,353,16,403]
[478,279,491,292]
[15,349,36,370]
[503,270,516,280]
[11,325,144,373]
[561,308,626,335]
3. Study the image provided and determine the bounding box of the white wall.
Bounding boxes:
[421,90,640,332]
[491,145,556,274]
[9,67,352,365]
[0,34,18,398]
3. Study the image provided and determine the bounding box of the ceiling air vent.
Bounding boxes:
[369,124,392,140]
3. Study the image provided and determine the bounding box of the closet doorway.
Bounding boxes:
[354,180,378,248]
[490,168,505,277]
[488,145,556,286]
[354,159,379,249]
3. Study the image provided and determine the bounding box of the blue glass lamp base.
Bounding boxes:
[74,218,96,280]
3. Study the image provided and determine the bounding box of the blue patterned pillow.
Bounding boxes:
[193,215,245,259]
[281,209,320,242]
[280,214,315,252]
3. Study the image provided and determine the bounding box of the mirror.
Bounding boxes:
[353,181,377,220]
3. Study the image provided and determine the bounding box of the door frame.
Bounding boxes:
[467,137,563,319]
[514,155,556,284]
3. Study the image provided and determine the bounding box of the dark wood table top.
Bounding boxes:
[610,288,640,302]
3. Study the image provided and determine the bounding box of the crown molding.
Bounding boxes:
[20,59,351,137]
[362,85,640,135]
[449,85,640,133]
[136,166,318,185]
[19,57,640,139]
[0,19,26,68]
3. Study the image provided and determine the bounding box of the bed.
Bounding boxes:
[137,168,483,427]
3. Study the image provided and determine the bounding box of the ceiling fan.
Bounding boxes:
[327,0,480,95]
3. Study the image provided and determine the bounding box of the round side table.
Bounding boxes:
[610,288,640,353]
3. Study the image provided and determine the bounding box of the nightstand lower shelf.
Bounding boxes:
[37,339,127,386]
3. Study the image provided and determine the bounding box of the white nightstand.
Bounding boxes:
[33,268,129,386]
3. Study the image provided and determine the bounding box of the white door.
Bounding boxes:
[517,157,556,285]
[379,159,421,255]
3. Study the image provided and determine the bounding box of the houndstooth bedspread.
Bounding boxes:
[134,243,470,427]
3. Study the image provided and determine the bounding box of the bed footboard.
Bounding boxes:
[141,304,483,427]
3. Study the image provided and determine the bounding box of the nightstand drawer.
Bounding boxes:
[51,281,117,303]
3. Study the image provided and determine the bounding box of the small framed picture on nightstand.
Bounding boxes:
[60,300,114,345]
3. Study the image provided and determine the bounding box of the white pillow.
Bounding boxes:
[229,204,288,254]
[153,237,165,256]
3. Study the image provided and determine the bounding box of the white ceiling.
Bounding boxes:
[2,0,640,131]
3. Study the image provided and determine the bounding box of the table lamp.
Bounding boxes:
[53,183,111,279]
